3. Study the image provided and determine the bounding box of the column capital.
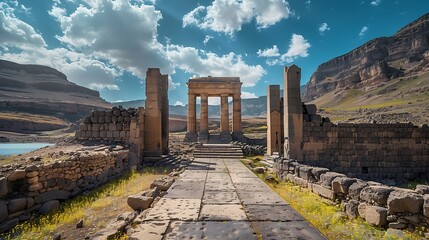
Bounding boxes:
[221,93,229,97]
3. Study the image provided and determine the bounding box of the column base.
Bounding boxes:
[231,131,246,142]
[198,131,209,144]
[184,132,197,142]
[220,131,232,143]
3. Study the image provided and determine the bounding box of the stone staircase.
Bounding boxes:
[193,144,244,159]
[143,155,182,168]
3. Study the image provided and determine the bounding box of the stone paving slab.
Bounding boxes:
[164,179,205,199]
[203,190,240,204]
[199,204,247,220]
[127,220,169,240]
[229,171,259,179]
[237,190,286,205]
[234,182,272,192]
[253,221,327,240]
[143,198,201,221]
[179,170,208,180]
[164,221,256,240]
[206,172,231,181]
[244,204,306,221]
[230,176,262,184]
[205,181,235,191]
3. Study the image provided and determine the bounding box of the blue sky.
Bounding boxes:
[0,0,428,106]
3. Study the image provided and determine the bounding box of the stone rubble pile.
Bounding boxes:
[232,142,266,156]
[0,149,130,233]
[273,159,429,235]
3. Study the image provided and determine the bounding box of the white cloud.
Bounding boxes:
[318,23,330,34]
[173,100,185,106]
[49,0,173,79]
[0,3,46,51]
[259,34,311,65]
[203,35,213,45]
[370,0,382,6]
[166,44,266,87]
[359,26,368,37]
[183,0,292,35]
[89,83,120,91]
[242,91,258,99]
[208,97,220,106]
[257,45,280,57]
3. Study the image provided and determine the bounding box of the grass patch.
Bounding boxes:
[243,125,267,133]
[2,168,167,240]
[241,158,425,240]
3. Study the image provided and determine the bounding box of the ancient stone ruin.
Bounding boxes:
[184,76,244,143]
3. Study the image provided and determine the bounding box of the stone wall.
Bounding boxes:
[0,150,129,233]
[273,159,429,234]
[301,104,429,181]
[75,106,138,143]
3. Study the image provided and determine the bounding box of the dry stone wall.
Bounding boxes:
[300,104,429,181]
[273,159,429,234]
[75,106,139,143]
[0,150,129,233]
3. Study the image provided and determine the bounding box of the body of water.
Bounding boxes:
[0,143,54,156]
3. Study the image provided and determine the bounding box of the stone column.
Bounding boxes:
[184,93,197,142]
[199,93,209,143]
[267,85,281,155]
[160,74,169,155]
[232,93,241,132]
[144,68,162,157]
[283,65,303,161]
[220,94,229,133]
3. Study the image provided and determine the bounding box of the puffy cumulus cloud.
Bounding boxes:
[166,44,266,87]
[359,26,368,37]
[257,45,280,57]
[242,91,258,99]
[49,0,173,79]
[173,100,185,106]
[260,34,311,65]
[1,48,120,89]
[183,0,292,35]
[0,2,46,51]
[318,22,330,34]
[89,83,120,91]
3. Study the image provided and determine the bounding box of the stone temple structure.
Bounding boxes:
[184,77,244,143]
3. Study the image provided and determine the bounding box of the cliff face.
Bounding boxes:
[303,13,429,102]
[0,59,111,131]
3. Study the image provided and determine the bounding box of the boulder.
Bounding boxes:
[388,222,407,229]
[415,185,429,195]
[360,204,388,226]
[7,170,26,181]
[310,183,335,200]
[8,198,27,213]
[0,201,8,222]
[345,200,359,218]
[320,172,345,188]
[310,167,329,181]
[332,177,357,195]
[253,167,266,174]
[150,177,174,191]
[360,186,393,206]
[299,166,314,181]
[424,194,429,218]
[127,196,153,211]
[348,181,368,200]
[387,190,424,214]
[38,200,60,215]
[35,190,70,204]
[0,177,7,197]
[141,188,160,199]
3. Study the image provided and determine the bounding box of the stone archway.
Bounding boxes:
[184,76,244,143]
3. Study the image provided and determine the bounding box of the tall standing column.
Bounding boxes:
[144,68,162,157]
[199,93,209,143]
[187,93,196,133]
[284,65,303,161]
[220,94,229,133]
[160,74,169,155]
[232,93,242,133]
[267,85,281,155]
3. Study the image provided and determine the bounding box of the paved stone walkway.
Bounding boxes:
[129,149,327,239]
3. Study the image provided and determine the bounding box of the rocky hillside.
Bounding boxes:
[303,13,429,102]
[0,59,111,132]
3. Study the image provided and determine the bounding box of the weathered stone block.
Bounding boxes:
[332,177,357,195]
[38,200,60,215]
[26,171,38,178]
[8,170,26,181]
[8,198,27,213]
[387,190,424,214]
[360,186,393,206]
[35,190,70,204]
[0,201,8,222]
[416,185,429,195]
[311,183,335,200]
[311,167,330,181]
[423,194,429,218]
[345,200,359,218]
[365,206,388,226]
[127,196,153,211]
[0,177,7,197]
[348,181,367,200]
[299,166,313,181]
[320,172,345,188]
